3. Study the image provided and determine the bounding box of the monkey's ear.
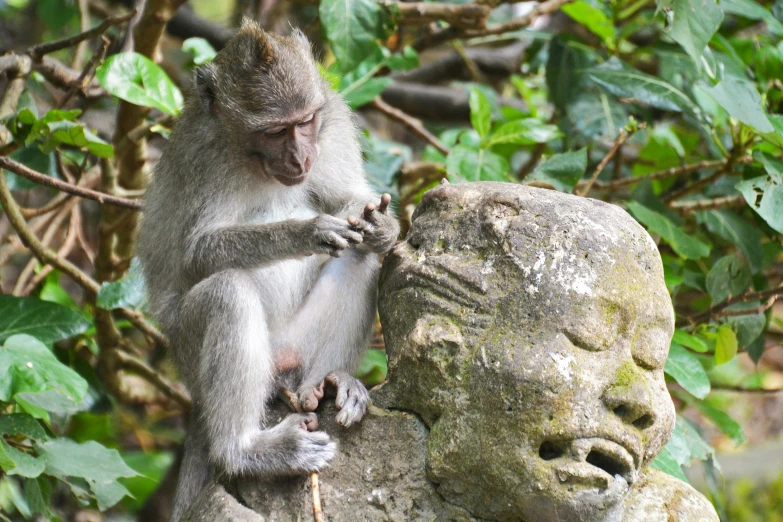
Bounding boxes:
[291,28,312,51]
[195,64,218,116]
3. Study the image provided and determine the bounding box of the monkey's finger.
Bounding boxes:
[340,229,364,245]
[378,194,391,214]
[362,203,376,221]
[348,217,373,233]
[324,232,349,250]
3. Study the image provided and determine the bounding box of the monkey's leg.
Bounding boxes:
[180,271,336,477]
[280,250,378,427]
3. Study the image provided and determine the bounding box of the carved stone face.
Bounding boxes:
[378,183,676,522]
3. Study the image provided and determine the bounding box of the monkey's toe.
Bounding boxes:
[299,381,325,412]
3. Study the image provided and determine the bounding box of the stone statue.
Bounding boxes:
[182,182,718,522]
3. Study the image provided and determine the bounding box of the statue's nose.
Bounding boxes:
[601,371,657,430]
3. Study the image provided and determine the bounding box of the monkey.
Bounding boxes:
[136,20,400,521]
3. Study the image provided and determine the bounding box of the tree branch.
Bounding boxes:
[369,97,450,155]
[28,11,136,59]
[576,124,644,197]
[669,195,746,213]
[680,286,783,326]
[0,157,143,210]
[388,2,491,30]
[115,350,191,409]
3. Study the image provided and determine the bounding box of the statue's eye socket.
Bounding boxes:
[563,331,606,352]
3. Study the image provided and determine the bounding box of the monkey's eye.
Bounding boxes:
[297,114,315,127]
[264,126,287,137]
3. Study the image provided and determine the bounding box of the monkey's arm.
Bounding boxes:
[185,216,362,280]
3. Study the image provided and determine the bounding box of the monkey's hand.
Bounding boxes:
[304,215,364,257]
[298,371,370,428]
[349,194,400,254]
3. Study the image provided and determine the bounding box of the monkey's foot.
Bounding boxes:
[326,372,370,427]
[251,414,336,474]
[298,381,325,412]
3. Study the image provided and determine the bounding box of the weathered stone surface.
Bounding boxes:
[185,182,718,522]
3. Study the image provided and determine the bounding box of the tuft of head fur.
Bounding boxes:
[193,20,326,126]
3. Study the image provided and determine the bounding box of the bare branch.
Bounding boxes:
[115,350,191,409]
[0,157,143,210]
[680,286,783,326]
[669,195,746,213]
[56,35,110,109]
[389,2,491,29]
[28,11,136,59]
[369,97,450,155]
[576,124,644,197]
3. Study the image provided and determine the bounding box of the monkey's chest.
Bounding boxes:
[249,204,326,327]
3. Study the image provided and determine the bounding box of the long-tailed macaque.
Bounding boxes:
[136,20,399,521]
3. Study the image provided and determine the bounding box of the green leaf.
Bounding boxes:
[700,76,774,133]
[700,210,763,273]
[119,451,175,512]
[626,202,710,259]
[182,37,217,65]
[527,149,588,192]
[736,154,783,234]
[681,394,746,445]
[705,254,751,304]
[672,329,708,353]
[0,335,88,409]
[0,414,47,441]
[97,53,183,116]
[487,119,562,146]
[6,146,56,191]
[720,0,783,35]
[96,258,147,310]
[665,342,711,399]
[362,134,410,199]
[41,121,113,159]
[651,447,688,481]
[446,146,509,183]
[37,439,138,510]
[386,46,419,72]
[23,477,52,517]
[561,1,615,43]
[469,89,492,140]
[715,324,738,365]
[320,0,388,73]
[0,440,45,478]
[355,349,387,387]
[342,77,392,109]
[658,0,724,66]
[587,57,696,112]
[726,306,766,349]
[0,295,91,344]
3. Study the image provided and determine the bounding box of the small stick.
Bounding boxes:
[28,11,136,59]
[576,123,645,197]
[0,156,143,210]
[280,388,325,522]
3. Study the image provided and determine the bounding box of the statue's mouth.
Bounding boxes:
[538,437,639,489]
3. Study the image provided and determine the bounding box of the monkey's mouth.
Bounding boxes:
[538,437,638,489]
[274,173,308,186]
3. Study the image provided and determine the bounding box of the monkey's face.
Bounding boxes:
[248,108,323,186]
[192,22,327,185]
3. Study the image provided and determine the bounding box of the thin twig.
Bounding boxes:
[20,171,101,218]
[21,205,82,295]
[680,286,783,326]
[387,1,490,29]
[669,195,746,213]
[56,35,110,109]
[115,350,191,409]
[414,0,574,50]
[369,97,450,155]
[28,11,136,59]
[72,0,92,70]
[662,157,737,204]
[280,388,324,522]
[576,124,643,197]
[517,142,546,180]
[583,158,736,191]
[0,156,143,210]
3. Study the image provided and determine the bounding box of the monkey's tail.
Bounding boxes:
[170,423,212,522]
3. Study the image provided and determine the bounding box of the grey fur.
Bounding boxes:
[136,22,399,522]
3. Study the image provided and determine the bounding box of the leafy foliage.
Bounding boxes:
[2,0,783,518]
